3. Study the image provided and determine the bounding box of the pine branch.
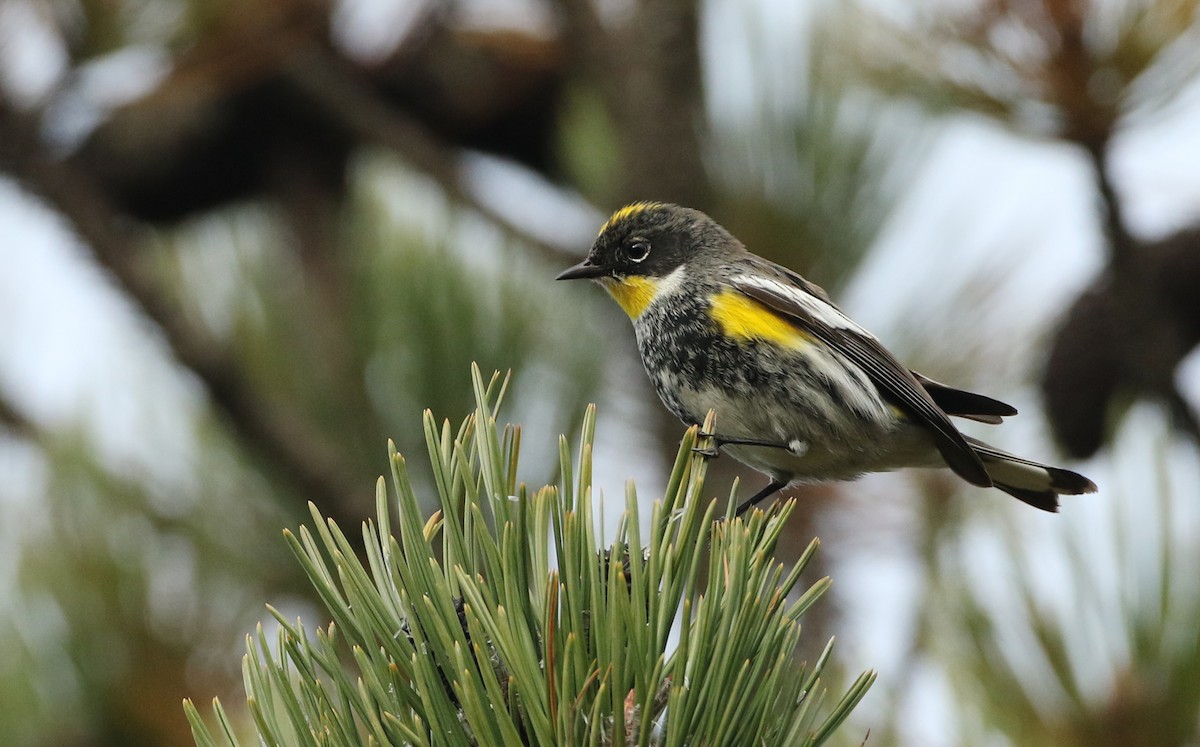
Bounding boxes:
[185,365,875,745]
[0,102,365,528]
[280,46,586,263]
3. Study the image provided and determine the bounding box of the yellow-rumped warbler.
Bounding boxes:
[557,202,1096,514]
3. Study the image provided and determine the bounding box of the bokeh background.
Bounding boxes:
[3,0,1200,745]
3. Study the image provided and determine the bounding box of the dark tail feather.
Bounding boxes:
[965,436,1097,513]
[914,372,1019,424]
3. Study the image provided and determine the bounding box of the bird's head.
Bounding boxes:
[556,202,738,318]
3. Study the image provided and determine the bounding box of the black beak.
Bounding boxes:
[555,259,609,281]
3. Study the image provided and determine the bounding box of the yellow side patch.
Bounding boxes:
[600,202,662,235]
[602,276,659,319]
[710,290,810,348]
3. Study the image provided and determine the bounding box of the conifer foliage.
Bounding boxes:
[185,367,873,745]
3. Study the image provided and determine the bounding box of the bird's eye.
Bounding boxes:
[625,240,650,263]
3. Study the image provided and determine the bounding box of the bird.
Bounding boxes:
[556,201,1096,515]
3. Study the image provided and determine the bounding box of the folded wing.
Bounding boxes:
[731,259,992,487]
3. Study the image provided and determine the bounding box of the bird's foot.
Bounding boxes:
[733,479,789,517]
[693,432,805,462]
[693,429,720,459]
[698,431,800,451]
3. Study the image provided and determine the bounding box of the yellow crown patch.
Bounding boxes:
[599,202,663,236]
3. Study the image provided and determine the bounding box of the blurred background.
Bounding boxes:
[2,0,1200,744]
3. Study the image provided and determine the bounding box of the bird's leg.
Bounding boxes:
[734,479,788,516]
[693,432,803,459]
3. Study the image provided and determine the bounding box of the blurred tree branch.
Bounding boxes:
[0,6,604,529]
[280,45,580,262]
[0,393,32,437]
[555,0,711,208]
[0,102,366,529]
[67,3,579,259]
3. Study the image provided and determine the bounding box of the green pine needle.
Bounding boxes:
[187,364,874,745]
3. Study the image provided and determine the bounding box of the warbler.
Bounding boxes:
[557,202,1096,514]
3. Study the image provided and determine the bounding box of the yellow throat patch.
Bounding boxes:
[709,290,810,348]
[599,202,663,235]
[602,276,659,319]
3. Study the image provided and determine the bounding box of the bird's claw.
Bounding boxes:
[693,427,721,459]
[692,445,720,459]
